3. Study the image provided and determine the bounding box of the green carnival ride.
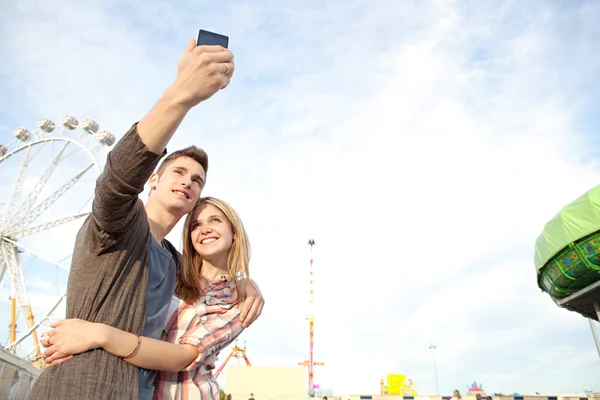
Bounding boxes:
[534,185,600,322]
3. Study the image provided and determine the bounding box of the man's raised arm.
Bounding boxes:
[136,39,234,153]
[91,39,234,235]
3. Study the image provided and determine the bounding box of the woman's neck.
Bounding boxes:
[201,257,229,282]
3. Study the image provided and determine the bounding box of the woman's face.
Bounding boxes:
[189,203,234,263]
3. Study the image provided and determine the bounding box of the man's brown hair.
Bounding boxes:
[156,146,209,176]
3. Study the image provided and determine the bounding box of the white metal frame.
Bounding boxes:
[0,116,113,359]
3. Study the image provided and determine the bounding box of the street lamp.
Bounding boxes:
[429,343,439,395]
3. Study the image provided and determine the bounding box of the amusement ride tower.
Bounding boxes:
[298,239,323,395]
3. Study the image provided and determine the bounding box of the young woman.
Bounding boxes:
[43,197,253,399]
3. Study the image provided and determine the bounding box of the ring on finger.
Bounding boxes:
[223,63,229,75]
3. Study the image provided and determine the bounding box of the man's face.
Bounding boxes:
[148,156,206,216]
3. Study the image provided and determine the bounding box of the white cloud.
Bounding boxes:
[2,0,600,395]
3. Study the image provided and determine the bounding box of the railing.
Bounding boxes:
[0,348,40,400]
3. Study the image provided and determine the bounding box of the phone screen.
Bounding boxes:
[197,30,229,48]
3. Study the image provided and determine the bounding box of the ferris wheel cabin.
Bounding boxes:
[13,127,32,142]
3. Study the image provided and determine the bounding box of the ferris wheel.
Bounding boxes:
[0,115,115,362]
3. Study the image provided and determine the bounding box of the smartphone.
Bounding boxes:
[197,30,229,49]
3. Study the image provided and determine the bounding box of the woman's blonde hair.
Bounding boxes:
[175,197,250,303]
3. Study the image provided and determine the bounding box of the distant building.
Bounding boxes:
[223,366,306,400]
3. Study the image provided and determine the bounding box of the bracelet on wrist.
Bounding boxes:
[123,335,142,359]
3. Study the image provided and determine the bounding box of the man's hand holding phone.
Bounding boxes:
[197,30,229,48]
[165,30,233,110]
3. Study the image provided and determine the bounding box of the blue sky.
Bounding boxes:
[1,0,600,395]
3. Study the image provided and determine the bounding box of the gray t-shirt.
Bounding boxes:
[138,236,177,400]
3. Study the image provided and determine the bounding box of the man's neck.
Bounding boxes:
[145,202,183,243]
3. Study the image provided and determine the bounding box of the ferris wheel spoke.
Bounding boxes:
[12,163,94,230]
[5,146,32,225]
[7,212,90,239]
[9,142,71,226]
[7,292,66,352]
[1,237,69,271]
[78,195,94,214]
[0,202,5,232]
[62,143,93,161]
[29,140,50,165]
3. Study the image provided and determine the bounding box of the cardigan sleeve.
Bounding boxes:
[91,123,166,235]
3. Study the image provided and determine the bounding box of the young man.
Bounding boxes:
[30,39,264,400]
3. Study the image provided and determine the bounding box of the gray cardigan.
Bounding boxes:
[30,124,180,399]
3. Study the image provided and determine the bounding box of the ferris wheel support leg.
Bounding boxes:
[8,293,66,352]
[1,242,35,351]
[9,296,16,344]
[26,305,41,356]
